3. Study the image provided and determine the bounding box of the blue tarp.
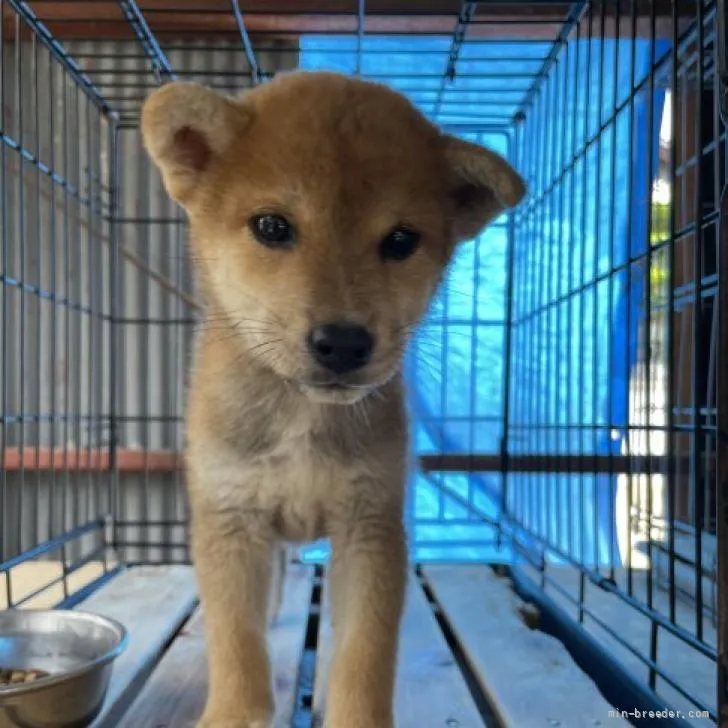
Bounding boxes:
[299,36,669,564]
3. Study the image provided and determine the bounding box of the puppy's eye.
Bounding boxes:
[250,214,294,247]
[380,227,421,261]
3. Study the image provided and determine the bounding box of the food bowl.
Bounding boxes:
[0,610,128,728]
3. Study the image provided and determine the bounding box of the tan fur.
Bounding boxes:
[142,70,525,728]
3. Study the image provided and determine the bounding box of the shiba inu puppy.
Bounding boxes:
[142,70,524,728]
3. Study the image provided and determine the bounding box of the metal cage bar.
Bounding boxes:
[0,0,724,723]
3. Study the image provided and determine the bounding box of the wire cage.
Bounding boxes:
[0,0,725,725]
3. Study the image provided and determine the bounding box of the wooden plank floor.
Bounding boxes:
[313,573,485,728]
[117,563,314,728]
[88,567,199,728]
[80,564,630,727]
[424,566,631,728]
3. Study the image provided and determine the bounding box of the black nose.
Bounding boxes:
[307,323,374,374]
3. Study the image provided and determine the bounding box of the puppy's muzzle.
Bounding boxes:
[307,322,374,374]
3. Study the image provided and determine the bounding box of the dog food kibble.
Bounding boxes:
[0,668,49,685]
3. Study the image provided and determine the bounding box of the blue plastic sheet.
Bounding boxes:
[298,36,670,564]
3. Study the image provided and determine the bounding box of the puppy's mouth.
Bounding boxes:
[298,379,373,405]
[314,382,358,391]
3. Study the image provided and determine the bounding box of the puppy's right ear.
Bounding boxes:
[141,82,249,207]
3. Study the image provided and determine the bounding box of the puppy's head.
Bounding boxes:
[142,72,525,404]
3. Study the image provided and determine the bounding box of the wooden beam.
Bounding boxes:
[10,0,691,20]
[3,449,706,476]
[4,2,692,41]
[27,0,563,14]
[2,447,184,473]
[419,453,703,475]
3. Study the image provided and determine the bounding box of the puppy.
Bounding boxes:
[141,71,525,728]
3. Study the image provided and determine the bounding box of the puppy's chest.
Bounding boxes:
[224,410,366,541]
[258,439,338,541]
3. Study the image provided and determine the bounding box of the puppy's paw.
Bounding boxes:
[196,721,269,728]
[322,715,393,728]
[197,698,272,728]
[323,722,393,728]
[196,711,270,728]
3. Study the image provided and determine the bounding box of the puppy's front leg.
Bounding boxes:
[192,506,275,728]
[325,509,407,728]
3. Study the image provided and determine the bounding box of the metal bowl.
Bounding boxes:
[0,610,128,728]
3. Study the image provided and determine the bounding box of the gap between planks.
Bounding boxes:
[115,563,314,728]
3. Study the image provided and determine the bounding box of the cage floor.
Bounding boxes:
[37,564,628,728]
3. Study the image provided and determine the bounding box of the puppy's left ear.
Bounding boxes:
[443,135,527,241]
[141,82,250,207]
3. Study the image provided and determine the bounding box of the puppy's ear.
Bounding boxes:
[141,82,250,206]
[443,135,526,241]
